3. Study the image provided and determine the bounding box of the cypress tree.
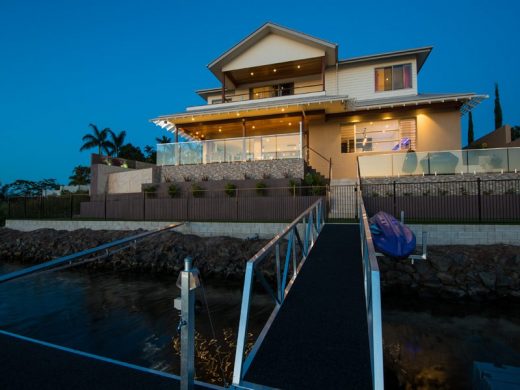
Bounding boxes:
[494,82,503,129]
[468,111,474,145]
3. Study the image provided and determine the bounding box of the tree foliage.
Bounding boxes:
[106,130,127,157]
[4,179,60,196]
[494,83,503,130]
[118,143,145,161]
[69,165,91,185]
[144,145,156,164]
[468,111,474,145]
[80,124,112,155]
[156,135,172,144]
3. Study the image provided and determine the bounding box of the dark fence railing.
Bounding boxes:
[360,178,520,223]
[5,179,520,224]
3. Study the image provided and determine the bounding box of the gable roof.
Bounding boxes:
[207,22,338,81]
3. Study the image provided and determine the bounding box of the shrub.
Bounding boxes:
[224,183,237,197]
[168,184,180,198]
[256,182,267,196]
[191,184,205,198]
[262,172,271,179]
[143,185,157,198]
[304,173,326,196]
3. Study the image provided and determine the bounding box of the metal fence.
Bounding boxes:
[361,178,520,223]
[6,194,90,220]
[5,179,520,223]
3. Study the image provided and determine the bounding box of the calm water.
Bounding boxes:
[1,261,520,388]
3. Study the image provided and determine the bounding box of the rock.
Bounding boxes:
[478,271,496,289]
[436,272,455,285]
[429,255,453,272]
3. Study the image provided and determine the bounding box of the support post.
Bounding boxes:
[392,181,397,217]
[104,193,107,220]
[177,256,200,390]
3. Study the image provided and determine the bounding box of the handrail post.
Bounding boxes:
[233,262,255,386]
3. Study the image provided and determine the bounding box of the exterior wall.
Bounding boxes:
[108,168,154,194]
[408,224,520,246]
[91,164,130,195]
[222,34,325,71]
[470,125,517,148]
[325,57,418,100]
[308,106,462,180]
[160,158,305,182]
[416,109,461,151]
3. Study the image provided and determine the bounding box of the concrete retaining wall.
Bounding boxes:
[4,219,290,239]
[409,224,520,245]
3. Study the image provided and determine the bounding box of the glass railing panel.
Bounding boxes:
[156,143,178,166]
[225,139,245,162]
[204,139,225,164]
[275,134,300,159]
[467,148,508,173]
[261,136,277,160]
[393,151,429,176]
[358,154,393,177]
[179,142,202,165]
[428,150,466,175]
[509,147,520,172]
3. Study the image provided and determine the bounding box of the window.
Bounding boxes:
[375,64,412,92]
[341,119,416,153]
[250,83,294,100]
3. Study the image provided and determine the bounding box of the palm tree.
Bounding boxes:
[155,135,172,144]
[80,124,111,155]
[107,130,127,157]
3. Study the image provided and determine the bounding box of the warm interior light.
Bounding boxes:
[250,72,254,76]
[281,108,285,112]
[273,68,277,72]
[288,122,292,126]
[370,122,374,125]
[252,125,256,129]
[297,65,301,69]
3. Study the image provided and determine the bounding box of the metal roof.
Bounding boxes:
[338,46,433,72]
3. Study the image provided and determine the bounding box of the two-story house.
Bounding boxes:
[148,22,486,185]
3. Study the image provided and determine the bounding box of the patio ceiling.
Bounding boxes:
[226,57,323,86]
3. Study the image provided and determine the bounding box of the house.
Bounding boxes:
[148,22,486,186]
[468,125,520,149]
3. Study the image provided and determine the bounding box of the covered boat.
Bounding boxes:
[369,211,416,259]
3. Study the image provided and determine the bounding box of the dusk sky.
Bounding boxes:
[1,0,519,185]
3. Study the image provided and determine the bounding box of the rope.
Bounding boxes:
[199,276,228,387]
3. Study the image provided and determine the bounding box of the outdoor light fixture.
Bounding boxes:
[236,112,240,116]
[191,117,195,121]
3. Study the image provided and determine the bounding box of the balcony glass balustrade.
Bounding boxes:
[358,146,520,177]
[157,133,302,166]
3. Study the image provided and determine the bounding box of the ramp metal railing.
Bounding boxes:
[232,199,325,387]
[358,191,385,389]
[0,223,184,284]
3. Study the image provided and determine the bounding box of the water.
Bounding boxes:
[1,261,520,388]
[0,262,273,384]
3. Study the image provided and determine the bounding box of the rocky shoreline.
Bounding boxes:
[1,228,519,298]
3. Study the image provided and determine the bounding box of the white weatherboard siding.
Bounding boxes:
[223,34,325,71]
[325,57,418,100]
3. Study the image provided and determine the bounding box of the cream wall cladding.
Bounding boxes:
[223,34,325,71]
[107,168,154,194]
[160,158,305,182]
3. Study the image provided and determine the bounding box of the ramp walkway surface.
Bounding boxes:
[244,224,373,389]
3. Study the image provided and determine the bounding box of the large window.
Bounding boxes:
[341,119,416,153]
[250,83,294,100]
[375,64,412,92]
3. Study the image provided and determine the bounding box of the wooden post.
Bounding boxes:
[221,73,226,102]
[321,56,326,91]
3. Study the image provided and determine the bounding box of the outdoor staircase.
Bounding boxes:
[304,163,329,184]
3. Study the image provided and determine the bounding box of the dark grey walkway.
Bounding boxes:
[0,332,212,390]
[244,224,372,389]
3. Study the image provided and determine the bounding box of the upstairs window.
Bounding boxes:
[375,64,412,92]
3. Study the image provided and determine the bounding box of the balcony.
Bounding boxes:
[209,83,325,105]
[157,132,302,166]
[358,147,520,177]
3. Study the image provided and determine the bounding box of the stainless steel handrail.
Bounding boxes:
[358,191,384,390]
[0,223,184,284]
[231,198,324,386]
